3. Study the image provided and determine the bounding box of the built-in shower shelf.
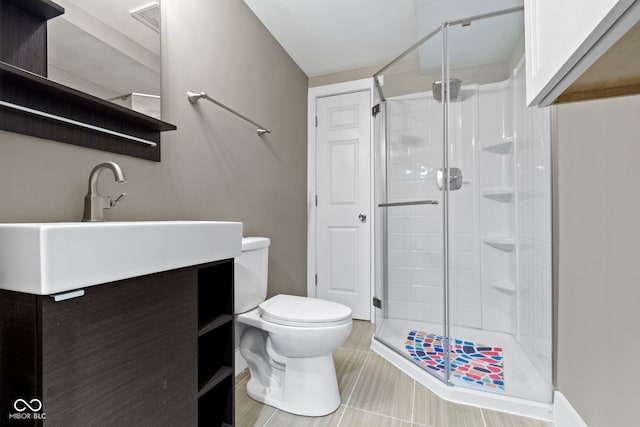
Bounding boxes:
[482,137,513,154]
[481,188,514,202]
[491,280,515,294]
[482,236,515,251]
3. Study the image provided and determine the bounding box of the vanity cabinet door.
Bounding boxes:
[0,291,40,425]
[40,269,198,427]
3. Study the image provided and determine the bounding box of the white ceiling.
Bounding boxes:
[243,0,524,78]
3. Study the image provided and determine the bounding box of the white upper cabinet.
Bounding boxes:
[525,0,640,106]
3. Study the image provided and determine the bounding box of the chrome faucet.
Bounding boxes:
[82,162,127,222]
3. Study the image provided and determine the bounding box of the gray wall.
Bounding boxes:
[556,94,640,427]
[0,0,309,299]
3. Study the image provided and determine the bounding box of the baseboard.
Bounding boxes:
[235,347,247,376]
[553,391,589,427]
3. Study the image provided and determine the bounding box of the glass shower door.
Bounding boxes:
[443,8,552,400]
[373,28,448,383]
[441,21,490,391]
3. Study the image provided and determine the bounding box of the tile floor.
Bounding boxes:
[235,321,552,427]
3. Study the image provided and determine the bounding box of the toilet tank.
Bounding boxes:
[234,237,270,314]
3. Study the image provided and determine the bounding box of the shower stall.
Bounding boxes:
[372,4,553,414]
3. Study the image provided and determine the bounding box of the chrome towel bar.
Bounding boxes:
[0,100,158,147]
[187,91,271,136]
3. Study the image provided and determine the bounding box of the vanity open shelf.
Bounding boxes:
[197,260,235,426]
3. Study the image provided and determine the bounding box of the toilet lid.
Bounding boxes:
[259,295,352,327]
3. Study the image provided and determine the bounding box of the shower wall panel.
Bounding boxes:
[478,80,517,335]
[385,92,481,329]
[513,62,552,384]
[446,86,481,329]
[386,95,443,324]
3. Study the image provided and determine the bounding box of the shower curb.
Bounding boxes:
[370,337,553,422]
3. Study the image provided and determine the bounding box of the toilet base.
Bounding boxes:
[246,353,341,417]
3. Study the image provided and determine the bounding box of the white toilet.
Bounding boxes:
[235,237,352,417]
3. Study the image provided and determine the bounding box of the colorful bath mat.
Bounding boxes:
[405,330,504,393]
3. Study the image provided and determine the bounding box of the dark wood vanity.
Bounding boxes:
[0,260,235,426]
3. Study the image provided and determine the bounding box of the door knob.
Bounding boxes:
[358,213,367,222]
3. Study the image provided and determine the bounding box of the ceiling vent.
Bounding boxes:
[130,2,160,33]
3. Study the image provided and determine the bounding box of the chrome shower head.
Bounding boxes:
[433,79,461,102]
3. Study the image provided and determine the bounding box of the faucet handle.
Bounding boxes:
[110,192,127,207]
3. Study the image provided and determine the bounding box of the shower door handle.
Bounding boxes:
[378,200,439,207]
[358,213,367,223]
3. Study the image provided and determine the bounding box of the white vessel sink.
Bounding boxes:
[0,221,242,295]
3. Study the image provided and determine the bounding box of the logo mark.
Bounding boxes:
[13,399,42,412]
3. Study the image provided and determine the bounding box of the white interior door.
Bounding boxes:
[315,90,371,320]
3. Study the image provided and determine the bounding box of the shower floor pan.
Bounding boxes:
[373,318,553,421]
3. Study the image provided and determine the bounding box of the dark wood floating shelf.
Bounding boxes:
[0,61,176,161]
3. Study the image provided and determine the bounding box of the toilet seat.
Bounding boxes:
[259,295,352,327]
